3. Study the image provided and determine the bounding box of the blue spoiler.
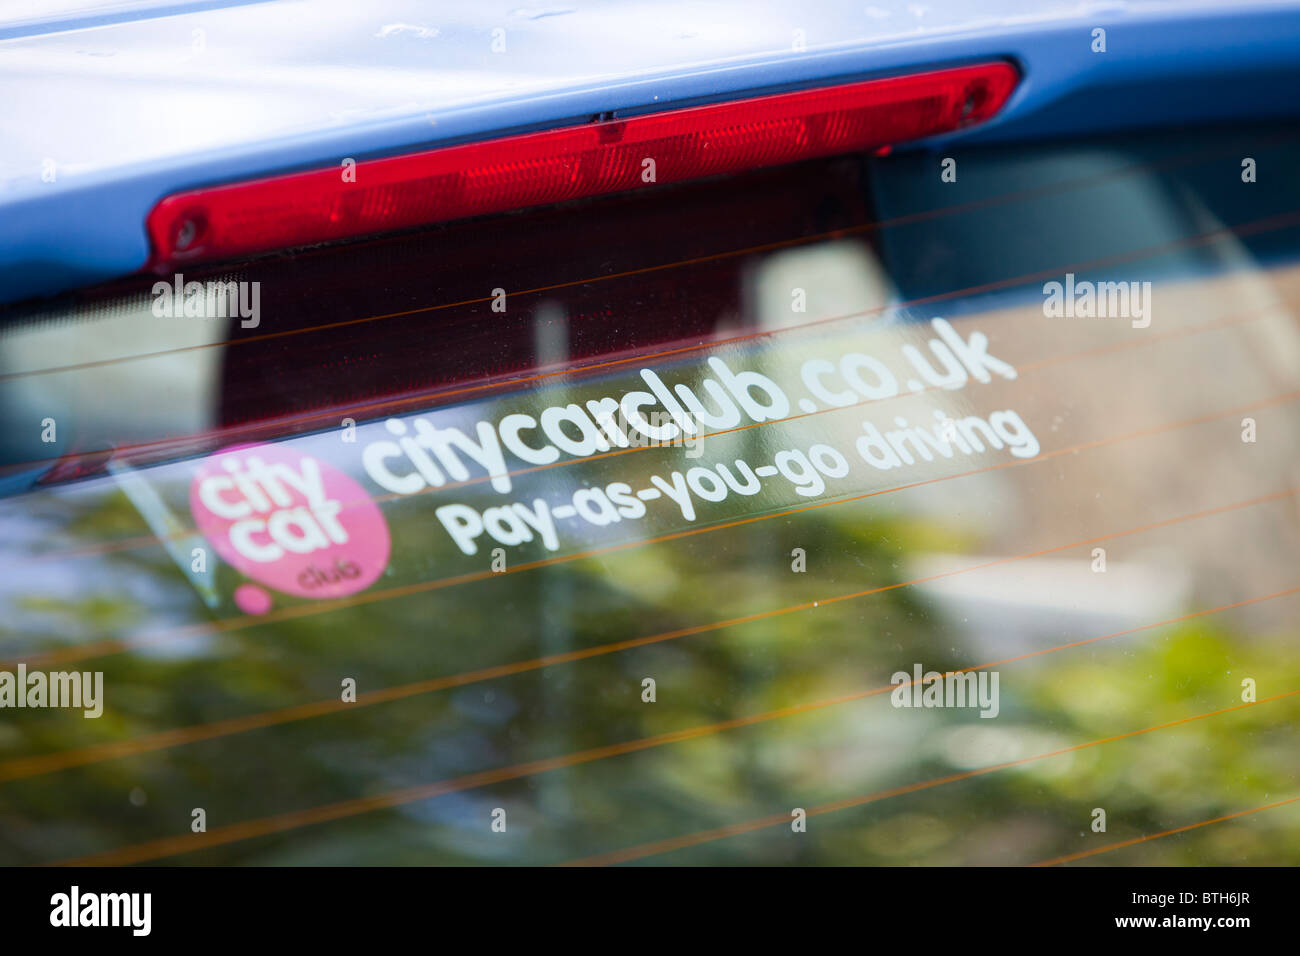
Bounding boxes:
[2,0,1300,304]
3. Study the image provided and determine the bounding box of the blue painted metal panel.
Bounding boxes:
[2,0,1299,304]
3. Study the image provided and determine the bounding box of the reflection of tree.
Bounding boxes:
[1,488,1297,867]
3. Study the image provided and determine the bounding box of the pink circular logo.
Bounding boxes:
[190,443,390,603]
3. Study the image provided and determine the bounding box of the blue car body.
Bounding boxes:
[2,0,1300,304]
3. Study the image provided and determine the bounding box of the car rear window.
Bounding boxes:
[1,122,1298,865]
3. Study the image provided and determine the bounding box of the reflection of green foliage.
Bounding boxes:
[1,489,1296,867]
[64,487,145,540]
[13,595,138,635]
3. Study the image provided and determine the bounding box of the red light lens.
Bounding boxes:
[146,62,1018,268]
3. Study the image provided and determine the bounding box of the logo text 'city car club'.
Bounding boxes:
[152,273,260,328]
[1042,273,1152,328]
[190,444,391,613]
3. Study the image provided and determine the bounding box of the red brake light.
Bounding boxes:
[146,62,1018,269]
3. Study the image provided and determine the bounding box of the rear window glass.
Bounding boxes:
[1,122,1298,865]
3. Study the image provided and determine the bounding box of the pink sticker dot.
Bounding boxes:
[234,584,273,616]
